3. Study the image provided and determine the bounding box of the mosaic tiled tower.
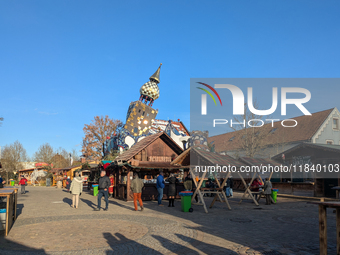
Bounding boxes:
[114,64,162,151]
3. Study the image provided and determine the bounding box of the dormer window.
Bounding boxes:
[333,118,339,130]
[229,136,235,141]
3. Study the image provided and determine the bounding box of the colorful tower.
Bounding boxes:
[113,64,162,151]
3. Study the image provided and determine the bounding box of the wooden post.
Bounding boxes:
[126,169,131,201]
[336,208,340,255]
[5,194,9,236]
[318,204,327,255]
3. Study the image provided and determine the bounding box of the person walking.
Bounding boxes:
[18,176,28,194]
[166,173,178,207]
[70,172,83,209]
[66,176,71,191]
[95,170,110,211]
[263,178,272,205]
[156,171,165,206]
[130,173,144,211]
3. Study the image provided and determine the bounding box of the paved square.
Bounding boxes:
[0,186,337,254]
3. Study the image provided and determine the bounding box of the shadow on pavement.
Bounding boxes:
[0,238,47,254]
[103,232,162,255]
[62,197,72,206]
[108,199,135,211]
[151,234,200,254]
[80,198,97,209]
[175,233,238,255]
[16,204,24,217]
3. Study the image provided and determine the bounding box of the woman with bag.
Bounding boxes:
[70,172,83,209]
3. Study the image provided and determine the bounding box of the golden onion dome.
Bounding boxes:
[140,81,160,100]
[139,63,162,101]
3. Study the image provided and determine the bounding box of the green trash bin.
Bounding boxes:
[271,188,278,203]
[179,191,193,212]
[10,180,15,186]
[92,184,99,196]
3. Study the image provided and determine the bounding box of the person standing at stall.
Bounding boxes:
[226,176,233,197]
[69,172,83,209]
[95,170,110,211]
[251,177,262,201]
[184,173,193,191]
[263,178,272,205]
[19,175,28,194]
[130,173,144,211]
[156,171,165,206]
[166,173,178,207]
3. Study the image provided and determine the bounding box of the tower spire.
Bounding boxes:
[149,63,162,84]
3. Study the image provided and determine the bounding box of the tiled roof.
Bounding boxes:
[115,132,183,163]
[208,108,333,153]
[150,120,190,136]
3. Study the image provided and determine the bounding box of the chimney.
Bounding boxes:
[81,157,86,164]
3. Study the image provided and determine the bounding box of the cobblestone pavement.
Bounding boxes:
[0,186,337,254]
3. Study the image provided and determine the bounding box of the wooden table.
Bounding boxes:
[191,170,231,213]
[0,189,16,236]
[308,201,340,255]
[2,186,18,220]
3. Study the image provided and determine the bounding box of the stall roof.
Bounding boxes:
[115,132,183,164]
[171,147,244,168]
[19,167,44,172]
[120,161,182,169]
[238,157,280,166]
[272,142,340,161]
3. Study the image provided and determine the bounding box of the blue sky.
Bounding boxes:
[1,1,340,157]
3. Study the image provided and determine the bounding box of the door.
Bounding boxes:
[324,178,338,197]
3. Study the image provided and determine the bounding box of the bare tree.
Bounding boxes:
[33,143,54,164]
[1,141,28,184]
[229,101,271,158]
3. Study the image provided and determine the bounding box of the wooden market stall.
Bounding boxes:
[113,132,184,201]
[272,142,340,197]
[171,147,245,213]
[18,167,44,185]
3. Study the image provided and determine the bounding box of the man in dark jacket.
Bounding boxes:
[95,170,110,211]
